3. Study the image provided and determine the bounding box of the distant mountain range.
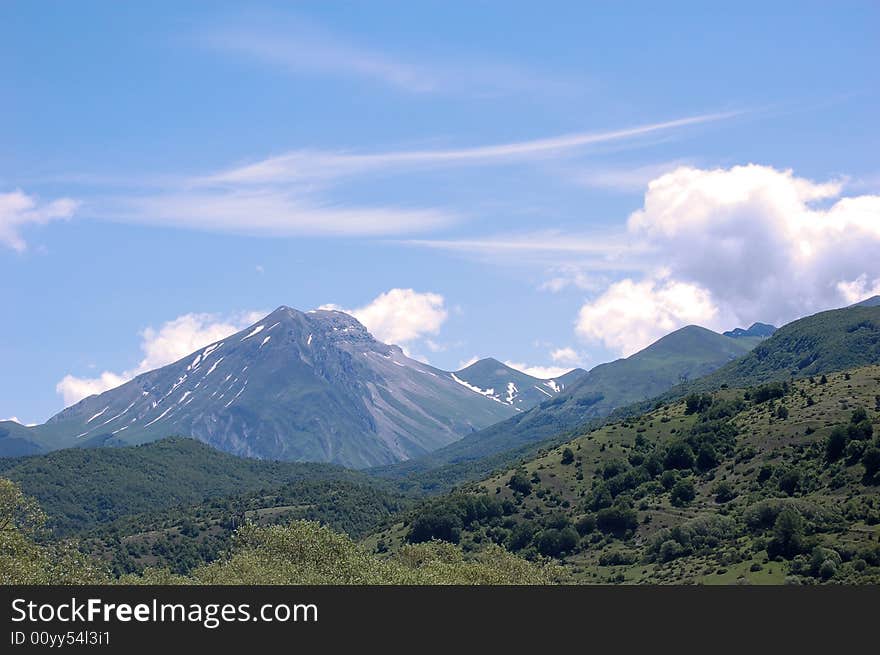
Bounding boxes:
[723,322,777,339]
[0,307,578,467]
[373,324,760,480]
[373,302,880,491]
[452,358,585,410]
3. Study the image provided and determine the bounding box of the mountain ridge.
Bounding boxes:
[371,324,758,482]
[0,306,575,467]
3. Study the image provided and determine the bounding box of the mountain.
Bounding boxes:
[452,358,585,410]
[372,325,758,484]
[2,307,522,467]
[688,304,880,391]
[723,322,777,339]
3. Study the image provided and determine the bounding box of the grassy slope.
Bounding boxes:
[370,365,880,584]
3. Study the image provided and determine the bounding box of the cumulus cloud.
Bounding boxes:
[576,274,721,356]
[321,288,448,348]
[56,311,264,406]
[550,347,583,366]
[0,189,78,251]
[574,164,880,355]
[503,361,572,380]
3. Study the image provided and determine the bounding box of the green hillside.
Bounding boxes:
[689,305,880,391]
[371,365,880,584]
[0,437,394,535]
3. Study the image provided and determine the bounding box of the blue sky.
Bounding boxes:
[2,1,879,424]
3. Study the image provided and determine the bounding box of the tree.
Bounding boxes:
[777,468,801,496]
[506,522,536,551]
[664,441,695,470]
[575,515,597,536]
[561,448,575,465]
[670,478,696,507]
[535,527,579,557]
[768,508,805,559]
[507,471,532,496]
[0,479,44,536]
[862,447,880,483]
[696,444,720,472]
[685,393,713,415]
[825,426,848,462]
[595,504,638,536]
[407,512,462,544]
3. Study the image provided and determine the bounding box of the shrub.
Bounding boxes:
[561,448,575,465]
[598,550,639,566]
[712,481,736,503]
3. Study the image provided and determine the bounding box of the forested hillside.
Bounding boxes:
[372,365,880,584]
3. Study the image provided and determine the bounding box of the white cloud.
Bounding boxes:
[56,311,264,406]
[539,266,607,293]
[0,189,78,251]
[97,190,456,237]
[550,347,583,366]
[576,164,880,355]
[836,275,880,304]
[503,361,572,380]
[202,113,740,186]
[404,230,645,271]
[322,288,448,348]
[576,274,721,356]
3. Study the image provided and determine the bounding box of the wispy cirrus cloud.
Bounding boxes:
[196,16,579,97]
[92,189,458,237]
[199,112,742,186]
[76,113,741,241]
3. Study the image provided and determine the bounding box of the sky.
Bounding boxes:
[2,1,879,424]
